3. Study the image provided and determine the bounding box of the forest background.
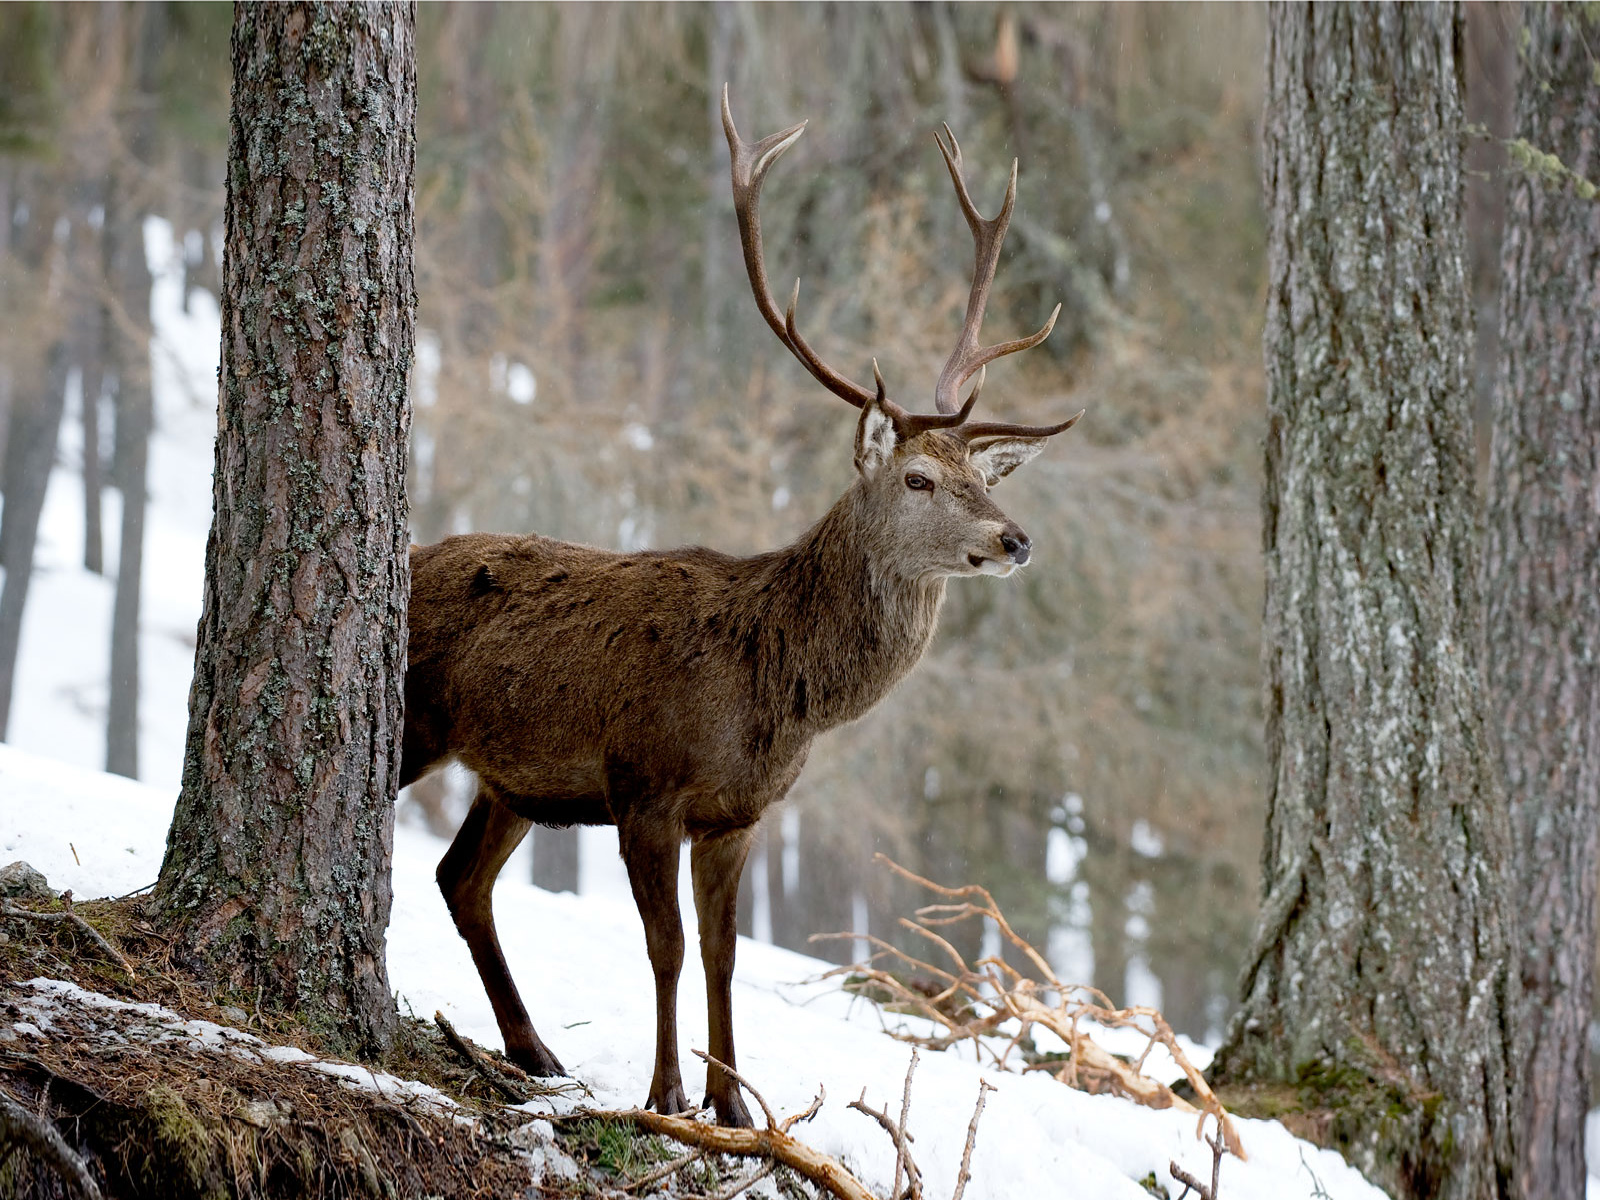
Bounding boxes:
[0,3,1524,1056]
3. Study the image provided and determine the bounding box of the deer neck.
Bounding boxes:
[749,488,946,736]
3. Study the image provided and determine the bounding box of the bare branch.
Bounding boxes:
[949,1079,995,1200]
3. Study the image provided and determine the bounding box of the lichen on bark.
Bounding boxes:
[1212,6,1518,1198]
[153,1,416,1055]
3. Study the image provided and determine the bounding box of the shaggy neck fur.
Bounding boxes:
[738,484,947,744]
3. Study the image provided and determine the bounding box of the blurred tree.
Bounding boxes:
[1484,7,1600,1198]
[1212,6,1518,1198]
[105,3,162,779]
[152,2,416,1054]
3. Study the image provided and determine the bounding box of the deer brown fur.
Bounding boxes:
[401,92,1083,1127]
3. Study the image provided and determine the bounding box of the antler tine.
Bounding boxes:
[958,407,1087,444]
[931,126,1060,416]
[885,359,982,439]
[723,86,876,410]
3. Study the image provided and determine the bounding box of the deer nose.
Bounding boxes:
[1000,530,1031,565]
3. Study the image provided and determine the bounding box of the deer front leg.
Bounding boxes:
[437,788,566,1077]
[618,815,690,1115]
[691,828,756,1127]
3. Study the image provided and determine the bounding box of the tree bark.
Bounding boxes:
[152,2,416,1055]
[1483,8,1600,1199]
[1212,7,1518,1199]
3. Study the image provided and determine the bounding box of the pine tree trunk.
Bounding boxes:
[152,2,416,1054]
[1211,7,1518,1198]
[1483,8,1600,1198]
[104,184,153,780]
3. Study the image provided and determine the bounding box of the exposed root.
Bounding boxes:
[2,900,136,979]
[434,1009,529,1104]
[814,854,1245,1160]
[0,1084,105,1199]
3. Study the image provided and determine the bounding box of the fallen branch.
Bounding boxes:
[0,1085,104,1200]
[2,901,136,979]
[813,854,1245,1160]
[586,1100,877,1200]
[433,1011,528,1104]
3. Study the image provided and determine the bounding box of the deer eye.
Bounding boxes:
[905,473,933,491]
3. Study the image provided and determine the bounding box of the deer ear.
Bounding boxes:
[968,436,1047,487]
[854,395,898,477]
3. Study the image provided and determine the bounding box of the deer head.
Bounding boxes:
[722,88,1083,581]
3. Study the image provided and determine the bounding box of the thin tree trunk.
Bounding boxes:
[0,345,68,740]
[1211,7,1518,1198]
[104,183,152,779]
[531,827,580,894]
[152,2,416,1055]
[74,187,107,577]
[1484,8,1600,1198]
[0,176,68,741]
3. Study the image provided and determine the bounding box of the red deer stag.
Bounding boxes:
[402,89,1083,1127]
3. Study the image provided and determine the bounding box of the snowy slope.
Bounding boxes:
[1,742,1385,1200]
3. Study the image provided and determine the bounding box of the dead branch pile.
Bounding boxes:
[814,855,1244,1160]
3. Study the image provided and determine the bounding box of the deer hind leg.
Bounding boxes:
[617,814,689,1115]
[436,787,565,1077]
[691,827,756,1127]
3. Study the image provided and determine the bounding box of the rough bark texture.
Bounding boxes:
[153,2,416,1054]
[1212,7,1518,1199]
[1484,9,1600,1198]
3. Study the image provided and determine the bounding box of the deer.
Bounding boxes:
[400,89,1084,1128]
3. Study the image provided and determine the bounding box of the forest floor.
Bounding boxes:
[0,893,829,1200]
[0,744,1392,1200]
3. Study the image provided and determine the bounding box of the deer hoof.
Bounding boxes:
[649,1081,692,1116]
[707,1089,754,1128]
[508,1042,566,1079]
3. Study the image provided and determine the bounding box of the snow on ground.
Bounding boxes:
[1,742,1385,1200]
[4,976,466,1122]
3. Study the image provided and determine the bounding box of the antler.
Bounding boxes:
[723,88,1082,444]
[722,87,871,409]
[930,126,1061,417]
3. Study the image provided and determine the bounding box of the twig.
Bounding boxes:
[0,1086,104,1200]
[949,1079,994,1200]
[847,1079,924,1200]
[693,1049,776,1130]
[624,1148,704,1192]
[433,1011,527,1104]
[892,1049,917,1200]
[1,901,136,979]
[692,1158,776,1200]
[1170,1114,1226,1200]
